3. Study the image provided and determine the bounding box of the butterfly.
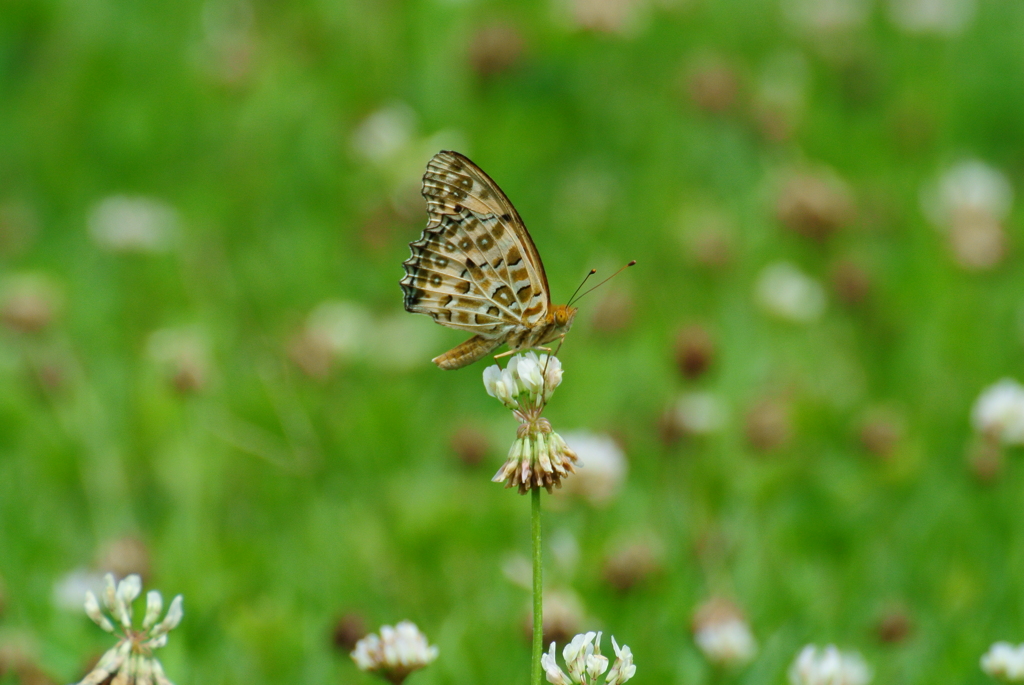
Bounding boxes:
[400,151,577,370]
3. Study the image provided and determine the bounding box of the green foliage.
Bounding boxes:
[1,0,1023,683]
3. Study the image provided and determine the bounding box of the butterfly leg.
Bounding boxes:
[493,349,517,360]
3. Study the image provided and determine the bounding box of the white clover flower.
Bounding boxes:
[605,636,636,685]
[695,618,757,667]
[486,354,579,494]
[350,104,417,166]
[0,272,61,334]
[558,432,627,507]
[88,196,179,253]
[306,300,374,360]
[351,621,438,684]
[922,161,1013,231]
[77,573,183,685]
[542,632,635,685]
[146,327,210,393]
[672,391,727,436]
[788,645,871,685]
[972,379,1024,446]
[982,642,1024,681]
[692,598,757,668]
[494,351,561,405]
[755,262,826,323]
[920,160,1013,270]
[543,642,573,685]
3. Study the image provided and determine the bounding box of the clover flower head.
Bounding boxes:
[972,379,1024,446]
[692,598,757,667]
[788,645,871,685]
[484,352,563,410]
[77,573,183,685]
[542,632,635,685]
[351,621,438,684]
[756,261,826,323]
[88,195,179,253]
[486,354,578,494]
[982,642,1024,681]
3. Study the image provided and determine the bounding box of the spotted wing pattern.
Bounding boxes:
[400,151,551,342]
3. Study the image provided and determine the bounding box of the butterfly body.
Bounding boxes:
[401,151,576,370]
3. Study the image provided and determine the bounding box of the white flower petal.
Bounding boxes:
[143,590,164,629]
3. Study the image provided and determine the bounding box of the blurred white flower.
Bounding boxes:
[671,392,727,436]
[972,379,1024,446]
[351,104,417,166]
[921,160,1012,270]
[307,300,373,359]
[923,160,1013,228]
[982,642,1024,681]
[88,196,179,253]
[351,621,438,684]
[782,0,870,34]
[692,599,757,667]
[559,432,627,506]
[52,568,106,612]
[147,327,211,393]
[888,0,975,35]
[755,262,826,323]
[788,645,871,685]
[77,573,183,685]
[695,618,757,667]
[292,301,438,377]
[542,631,636,685]
[0,272,61,334]
[554,0,649,36]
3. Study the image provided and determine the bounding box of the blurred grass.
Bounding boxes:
[2,0,1024,684]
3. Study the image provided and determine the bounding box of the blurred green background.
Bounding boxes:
[2,0,1024,683]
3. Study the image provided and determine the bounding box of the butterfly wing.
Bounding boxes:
[401,151,552,339]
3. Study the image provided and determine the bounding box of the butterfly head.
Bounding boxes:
[550,304,578,338]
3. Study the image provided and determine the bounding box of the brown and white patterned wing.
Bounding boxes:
[401,151,551,335]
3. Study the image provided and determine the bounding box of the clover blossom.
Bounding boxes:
[77,573,183,685]
[982,642,1024,681]
[351,621,438,684]
[972,379,1024,446]
[541,632,636,685]
[788,645,871,685]
[485,353,579,494]
[691,598,757,668]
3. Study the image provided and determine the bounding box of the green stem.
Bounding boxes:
[531,486,543,685]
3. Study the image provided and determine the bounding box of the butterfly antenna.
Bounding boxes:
[566,269,598,307]
[569,260,636,306]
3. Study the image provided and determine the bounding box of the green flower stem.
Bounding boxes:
[531,486,543,685]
